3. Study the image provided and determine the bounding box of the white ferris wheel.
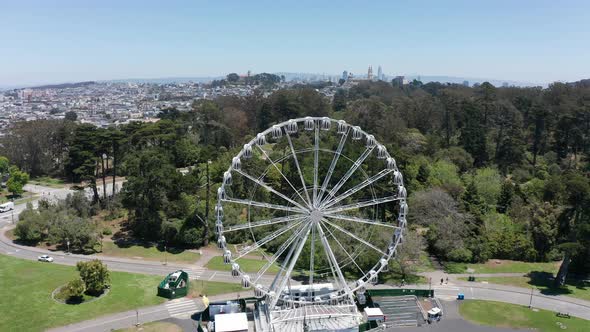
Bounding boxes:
[215,117,407,329]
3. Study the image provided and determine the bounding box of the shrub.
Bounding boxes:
[77,260,110,295]
[64,278,85,300]
[102,228,112,235]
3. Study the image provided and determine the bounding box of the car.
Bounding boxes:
[38,255,54,262]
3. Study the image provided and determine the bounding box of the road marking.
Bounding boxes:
[209,271,217,281]
[165,298,199,318]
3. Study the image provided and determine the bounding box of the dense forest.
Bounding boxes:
[3,78,590,285]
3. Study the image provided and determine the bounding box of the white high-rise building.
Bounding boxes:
[377,66,383,81]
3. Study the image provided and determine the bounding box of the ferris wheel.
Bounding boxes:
[215,117,407,310]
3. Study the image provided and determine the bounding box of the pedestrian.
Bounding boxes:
[440,278,443,285]
[446,277,449,284]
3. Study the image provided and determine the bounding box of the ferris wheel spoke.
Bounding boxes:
[317,128,349,204]
[233,168,308,210]
[222,197,304,214]
[321,218,386,256]
[309,223,316,293]
[319,146,375,206]
[322,168,393,209]
[236,219,305,260]
[256,145,310,209]
[285,131,313,207]
[323,222,365,275]
[324,213,400,230]
[312,125,320,206]
[224,214,307,233]
[316,222,354,301]
[269,223,312,309]
[253,221,310,284]
[323,196,400,214]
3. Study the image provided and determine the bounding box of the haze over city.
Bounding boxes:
[2,0,590,87]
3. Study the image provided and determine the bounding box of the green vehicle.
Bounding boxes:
[158,270,189,299]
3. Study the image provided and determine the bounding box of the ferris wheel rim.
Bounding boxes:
[216,117,407,305]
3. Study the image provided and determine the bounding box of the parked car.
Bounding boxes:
[38,255,54,262]
[0,202,14,213]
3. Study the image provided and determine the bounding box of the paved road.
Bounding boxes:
[3,183,590,330]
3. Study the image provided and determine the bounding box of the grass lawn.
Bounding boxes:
[116,321,183,332]
[101,241,200,264]
[445,260,560,274]
[0,254,166,332]
[459,275,590,302]
[205,256,280,274]
[188,280,245,298]
[459,300,590,331]
[29,176,67,188]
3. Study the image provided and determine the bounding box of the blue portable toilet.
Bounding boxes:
[457,293,465,300]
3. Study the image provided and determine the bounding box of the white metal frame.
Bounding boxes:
[216,117,407,311]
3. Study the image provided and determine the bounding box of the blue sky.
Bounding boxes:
[1,0,589,85]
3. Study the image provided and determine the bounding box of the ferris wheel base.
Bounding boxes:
[256,302,363,332]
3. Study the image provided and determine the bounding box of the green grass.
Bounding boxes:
[205,256,280,273]
[459,300,590,331]
[101,242,200,264]
[14,195,38,205]
[459,275,590,302]
[445,260,560,274]
[29,176,66,188]
[188,280,245,298]
[0,254,166,332]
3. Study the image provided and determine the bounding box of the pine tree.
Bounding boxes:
[497,180,514,213]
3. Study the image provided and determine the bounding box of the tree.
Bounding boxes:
[63,278,85,301]
[393,230,425,278]
[6,166,29,196]
[459,101,489,166]
[496,180,514,213]
[77,260,110,295]
[226,73,240,83]
[554,173,590,286]
[14,203,45,243]
[0,156,9,175]
[64,111,78,121]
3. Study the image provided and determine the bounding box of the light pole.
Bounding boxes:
[11,209,14,225]
[135,309,139,326]
[164,244,168,265]
[101,153,107,202]
[529,287,534,308]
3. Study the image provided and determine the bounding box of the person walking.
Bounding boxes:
[440,278,444,285]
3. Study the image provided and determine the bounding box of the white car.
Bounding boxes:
[38,255,54,262]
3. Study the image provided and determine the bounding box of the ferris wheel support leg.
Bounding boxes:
[285,132,313,208]
[316,222,355,304]
[269,223,312,309]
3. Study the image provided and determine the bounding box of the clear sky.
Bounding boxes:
[1,0,589,86]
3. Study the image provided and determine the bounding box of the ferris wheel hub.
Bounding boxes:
[309,209,324,224]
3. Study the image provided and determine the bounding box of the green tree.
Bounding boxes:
[14,203,45,243]
[0,156,9,175]
[64,111,78,121]
[226,73,240,82]
[7,166,29,196]
[77,259,110,295]
[554,173,590,286]
[496,180,514,213]
[459,101,489,166]
[63,278,85,300]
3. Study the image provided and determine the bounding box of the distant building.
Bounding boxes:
[377,66,383,81]
[463,80,470,87]
[502,82,509,87]
[368,66,373,80]
[342,71,348,81]
[392,76,404,86]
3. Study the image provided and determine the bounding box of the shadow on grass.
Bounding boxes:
[526,271,588,297]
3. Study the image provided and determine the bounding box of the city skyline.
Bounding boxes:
[2,0,590,86]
